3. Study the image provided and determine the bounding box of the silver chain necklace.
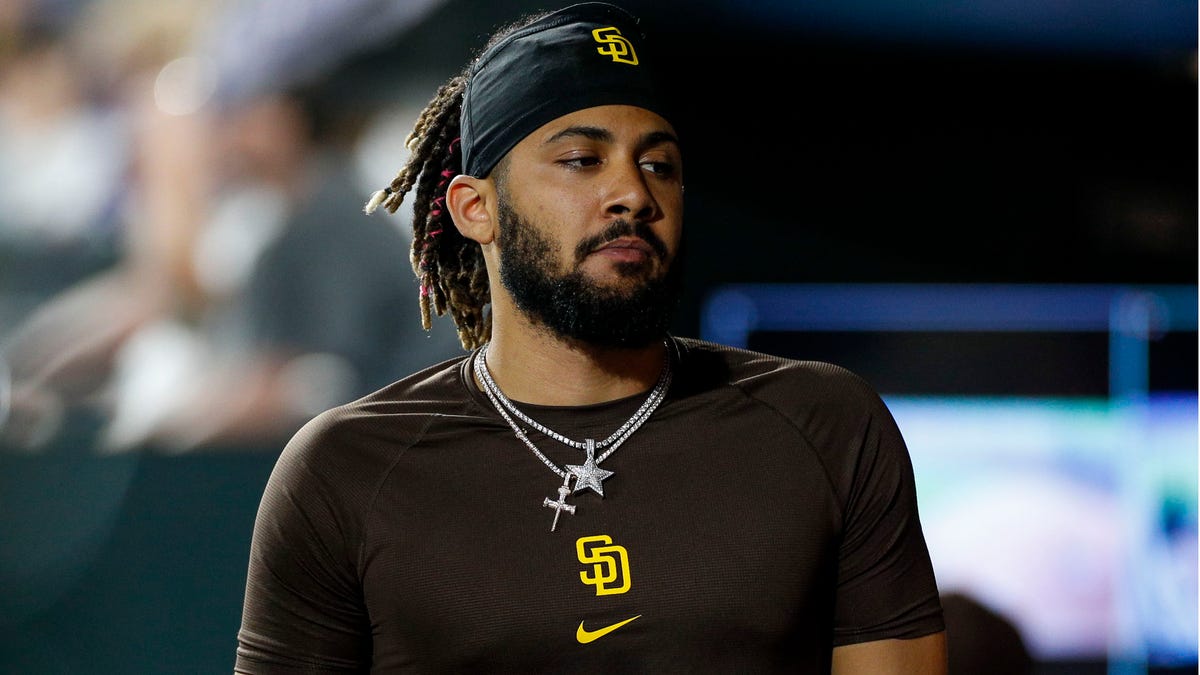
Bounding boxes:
[473,344,672,531]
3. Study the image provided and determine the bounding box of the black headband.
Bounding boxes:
[460,2,670,178]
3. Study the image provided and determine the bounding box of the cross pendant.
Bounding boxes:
[543,474,576,532]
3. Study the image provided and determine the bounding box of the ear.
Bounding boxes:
[446,175,495,245]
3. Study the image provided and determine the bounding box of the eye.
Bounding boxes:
[640,160,678,177]
[558,155,602,170]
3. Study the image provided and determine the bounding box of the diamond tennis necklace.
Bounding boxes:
[473,344,672,531]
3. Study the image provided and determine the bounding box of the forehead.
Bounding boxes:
[518,104,679,150]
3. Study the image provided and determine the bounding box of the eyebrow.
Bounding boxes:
[542,125,681,150]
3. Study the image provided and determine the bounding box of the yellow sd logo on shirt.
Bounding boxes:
[592,27,638,65]
[576,534,631,595]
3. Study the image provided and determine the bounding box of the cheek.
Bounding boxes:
[521,187,591,231]
[663,227,684,263]
[654,183,684,215]
[656,196,685,251]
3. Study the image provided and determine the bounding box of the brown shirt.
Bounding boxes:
[235,337,944,673]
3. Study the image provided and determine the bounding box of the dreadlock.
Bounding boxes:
[363,74,487,351]
[363,12,552,352]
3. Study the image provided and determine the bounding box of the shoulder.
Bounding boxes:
[247,353,478,582]
[671,336,885,416]
[670,337,905,495]
[272,353,475,491]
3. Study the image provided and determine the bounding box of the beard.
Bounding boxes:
[496,197,682,348]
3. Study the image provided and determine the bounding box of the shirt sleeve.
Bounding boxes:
[831,383,944,645]
[235,426,371,673]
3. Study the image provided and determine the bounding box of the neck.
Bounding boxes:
[481,316,668,407]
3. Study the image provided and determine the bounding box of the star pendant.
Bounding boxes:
[567,439,614,497]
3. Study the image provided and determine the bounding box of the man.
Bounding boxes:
[235,3,947,673]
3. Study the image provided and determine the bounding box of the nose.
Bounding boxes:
[602,159,660,222]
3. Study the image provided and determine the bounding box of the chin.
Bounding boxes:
[585,262,661,287]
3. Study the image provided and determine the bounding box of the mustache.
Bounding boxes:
[573,220,669,264]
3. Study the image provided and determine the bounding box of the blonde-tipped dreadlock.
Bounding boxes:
[363,12,556,351]
[364,75,491,351]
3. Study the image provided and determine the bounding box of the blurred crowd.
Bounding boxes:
[0,0,463,455]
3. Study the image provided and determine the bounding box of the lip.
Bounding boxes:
[592,237,656,258]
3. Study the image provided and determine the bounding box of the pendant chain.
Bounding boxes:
[472,343,672,473]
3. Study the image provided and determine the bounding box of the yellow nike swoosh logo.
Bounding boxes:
[576,615,641,644]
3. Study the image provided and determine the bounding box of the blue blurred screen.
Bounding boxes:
[700,283,1198,666]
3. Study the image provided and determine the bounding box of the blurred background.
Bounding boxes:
[0,0,1194,673]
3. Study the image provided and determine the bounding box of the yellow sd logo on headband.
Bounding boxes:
[592,27,638,65]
